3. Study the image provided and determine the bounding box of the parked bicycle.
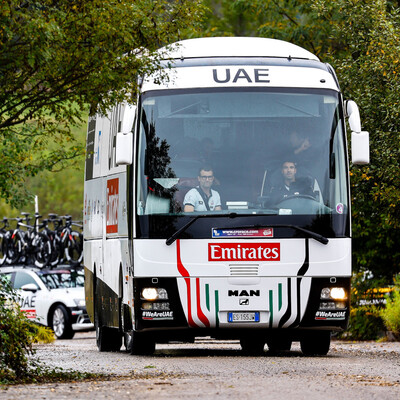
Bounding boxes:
[6,213,52,268]
[58,215,83,266]
[45,214,83,267]
[0,218,12,266]
[0,213,83,269]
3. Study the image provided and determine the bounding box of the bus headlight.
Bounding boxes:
[330,287,346,300]
[141,287,168,301]
[320,287,347,300]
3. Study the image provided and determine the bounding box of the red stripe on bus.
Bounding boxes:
[196,278,210,328]
[176,239,198,327]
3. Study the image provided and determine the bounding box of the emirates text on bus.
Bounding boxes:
[208,243,280,261]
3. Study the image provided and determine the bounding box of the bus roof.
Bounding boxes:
[162,37,320,62]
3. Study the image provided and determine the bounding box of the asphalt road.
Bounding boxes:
[1,332,400,399]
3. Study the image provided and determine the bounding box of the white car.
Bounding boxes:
[0,266,93,339]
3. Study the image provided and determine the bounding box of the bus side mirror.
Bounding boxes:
[351,131,370,164]
[345,100,370,165]
[116,103,136,166]
[116,131,133,165]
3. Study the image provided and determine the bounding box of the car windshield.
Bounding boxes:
[38,269,84,289]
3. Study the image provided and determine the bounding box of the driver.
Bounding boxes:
[269,161,314,203]
[183,166,222,212]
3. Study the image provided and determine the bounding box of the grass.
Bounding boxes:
[0,364,105,386]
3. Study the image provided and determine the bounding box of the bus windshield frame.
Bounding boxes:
[134,87,350,240]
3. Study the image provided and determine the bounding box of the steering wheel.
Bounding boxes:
[276,194,317,204]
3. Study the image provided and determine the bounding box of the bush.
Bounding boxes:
[0,276,98,385]
[0,276,39,380]
[35,325,56,344]
[380,280,400,338]
[341,304,385,340]
[337,272,386,340]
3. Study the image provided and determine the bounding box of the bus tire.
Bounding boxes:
[94,296,122,351]
[300,331,331,356]
[240,337,265,355]
[97,326,122,352]
[130,331,155,355]
[266,337,292,353]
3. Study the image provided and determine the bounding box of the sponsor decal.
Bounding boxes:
[95,130,101,165]
[208,243,280,261]
[212,68,270,84]
[106,178,119,233]
[315,311,346,320]
[336,203,344,214]
[22,309,37,319]
[142,311,173,320]
[19,295,36,309]
[212,228,273,238]
[229,290,260,297]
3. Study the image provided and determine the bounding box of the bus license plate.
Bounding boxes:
[228,312,260,323]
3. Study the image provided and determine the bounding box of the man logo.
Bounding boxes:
[239,298,249,305]
[228,290,260,297]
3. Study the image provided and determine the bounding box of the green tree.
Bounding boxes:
[203,0,337,55]
[312,0,400,280]
[0,0,206,209]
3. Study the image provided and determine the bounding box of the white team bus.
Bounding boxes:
[83,37,369,355]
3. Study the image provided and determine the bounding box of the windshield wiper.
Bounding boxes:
[165,213,329,246]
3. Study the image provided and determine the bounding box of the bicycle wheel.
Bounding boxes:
[32,232,52,268]
[6,232,22,264]
[48,235,62,267]
[64,231,83,265]
[0,232,6,265]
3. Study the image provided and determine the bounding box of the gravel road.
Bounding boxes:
[1,332,400,399]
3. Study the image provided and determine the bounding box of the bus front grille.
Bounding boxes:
[229,265,259,276]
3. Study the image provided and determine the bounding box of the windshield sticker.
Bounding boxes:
[336,203,344,214]
[212,228,273,238]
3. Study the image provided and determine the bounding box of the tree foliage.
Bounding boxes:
[312,0,400,279]
[0,0,206,208]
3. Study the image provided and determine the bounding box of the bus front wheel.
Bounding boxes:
[240,337,266,355]
[266,337,292,353]
[130,331,155,355]
[300,331,331,356]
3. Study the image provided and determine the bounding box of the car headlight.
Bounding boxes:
[74,299,86,307]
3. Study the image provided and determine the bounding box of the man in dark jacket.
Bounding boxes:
[269,161,314,204]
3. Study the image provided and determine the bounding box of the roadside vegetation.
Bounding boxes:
[380,276,400,339]
[0,275,101,385]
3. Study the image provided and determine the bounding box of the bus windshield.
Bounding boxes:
[136,87,349,237]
